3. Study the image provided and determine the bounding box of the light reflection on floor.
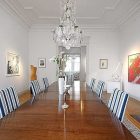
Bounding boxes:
[68,81,80,100]
[73,81,80,92]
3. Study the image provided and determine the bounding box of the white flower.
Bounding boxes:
[49,56,56,62]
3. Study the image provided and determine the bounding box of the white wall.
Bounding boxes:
[29,26,120,90]
[0,6,29,94]
[85,29,120,90]
[0,1,139,99]
[29,28,57,89]
[119,11,140,100]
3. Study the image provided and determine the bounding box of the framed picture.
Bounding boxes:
[100,59,108,69]
[128,53,140,84]
[6,52,20,76]
[38,58,46,68]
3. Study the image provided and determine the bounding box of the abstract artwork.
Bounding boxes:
[128,53,140,84]
[6,52,20,76]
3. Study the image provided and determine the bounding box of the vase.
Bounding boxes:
[58,77,65,95]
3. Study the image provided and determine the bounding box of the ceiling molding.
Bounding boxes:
[0,0,140,30]
[28,0,121,22]
[2,0,32,27]
[105,0,121,10]
[117,1,140,26]
[24,6,33,10]
[0,0,30,30]
[30,24,117,31]
[39,16,58,19]
[38,16,100,20]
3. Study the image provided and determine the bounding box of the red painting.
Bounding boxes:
[128,53,140,84]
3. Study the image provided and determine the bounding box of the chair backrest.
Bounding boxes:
[43,77,49,90]
[89,78,96,92]
[95,80,105,98]
[108,88,129,122]
[0,87,20,119]
[30,80,41,96]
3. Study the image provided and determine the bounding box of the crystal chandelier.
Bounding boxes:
[53,0,82,50]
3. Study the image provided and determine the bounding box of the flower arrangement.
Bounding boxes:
[50,52,67,77]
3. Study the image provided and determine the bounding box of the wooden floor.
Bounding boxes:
[19,89,140,130]
[19,90,32,105]
[102,92,140,130]
[126,98,140,130]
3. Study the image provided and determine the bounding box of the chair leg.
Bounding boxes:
[30,96,36,104]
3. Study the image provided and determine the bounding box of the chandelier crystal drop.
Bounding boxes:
[53,0,83,50]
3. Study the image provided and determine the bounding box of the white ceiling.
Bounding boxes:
[2,0,140,28]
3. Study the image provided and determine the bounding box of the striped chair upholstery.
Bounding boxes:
[30,80,41,96]
[43,77,49,90]
[89,78,96,92]
[0,91,9,119]
[0,87,20,119]
[95,81,105,98]
[108,88,129,122]
[8,87,20,109]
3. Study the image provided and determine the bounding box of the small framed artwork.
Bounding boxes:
[128,53,140,84]
[6,52,20,76]
[100,59,108,69]
[38,58,46,68]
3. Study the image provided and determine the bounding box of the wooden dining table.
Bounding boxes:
[0,81,136,140]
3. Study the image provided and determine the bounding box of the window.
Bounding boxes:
[74,57,80,72]
[64,55,80,73]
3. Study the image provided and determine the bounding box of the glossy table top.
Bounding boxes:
[0,81,136,140]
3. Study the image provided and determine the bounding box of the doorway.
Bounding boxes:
[64,54,80,82]
[59,46,86,82]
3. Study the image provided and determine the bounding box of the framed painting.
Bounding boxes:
[6,52,20,76]
[38,58,46,68]
[100,59,108,69]
[128,53,140,84]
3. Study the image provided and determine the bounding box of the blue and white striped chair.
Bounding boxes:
[89,78,96,92]
[30,80,41,96]
[43,77,49,90]
[0,91,9,119]
[108,88,129,122]
[8,87,20,109]
[95,80,105,98]
[0,87,20,119]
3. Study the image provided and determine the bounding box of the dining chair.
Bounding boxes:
[30,80,41,96]
[0,87,20,119]
[89,78,96,92]
[108,88,129,122]
[0,91,9,119]
[43,77,49,91]
[95,80,105,98]
[8,87,20,109]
